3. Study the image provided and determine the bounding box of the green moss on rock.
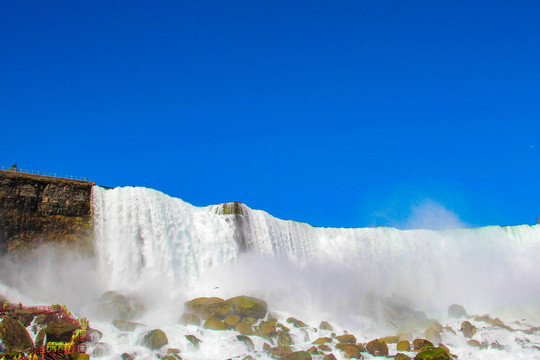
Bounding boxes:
[185,334,201,349]
[414,347,452,360]
[185,297,231,320]
[227,296,267,319]
[140,329,168,350]
[203,317,227,330]
[279,350,312,360]
[0,316,33,352]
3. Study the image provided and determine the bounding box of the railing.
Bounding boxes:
[0,166,89,181]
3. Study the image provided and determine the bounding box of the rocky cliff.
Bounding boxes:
[0,170,94,255]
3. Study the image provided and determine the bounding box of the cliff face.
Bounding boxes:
[0,170,95,255]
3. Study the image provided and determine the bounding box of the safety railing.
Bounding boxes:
[0,166,89,181]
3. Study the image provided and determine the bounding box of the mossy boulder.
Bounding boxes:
[396,354,411,360]
[266,345,292,358]
[460,321,476,338]
[277,331,293,346]
[414,347,452,360]
[313,337,332,345]
[120,353,135,360]
[179,313,200,326]
[336,334,356,343]
[234,321,254,335]
[286,317,308,328]
[0,316,33,352]
[412,339,433,351]
[380,335,400,344]
[227,296,267,319]
[448,304,467,318]
[140,329,168,350]
[67,353,90,360]
[318,344,332,352]
[237,335,254,350]
[397,340,412,351]
[203,317,227,330]
[259,320,277,338]
[279,351,312,360]
[366,339,389,356]
[185,334,201,350]
[11,309,36,327]
[185,297,231,320]
[322,355,337,360]
[224,314,241,328]
[112,319,142,332]
[335,343,362,359]
[35,318,79,345]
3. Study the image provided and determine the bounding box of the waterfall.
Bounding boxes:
[92,186,540,312]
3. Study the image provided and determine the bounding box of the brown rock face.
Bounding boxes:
[0,170,94,255]
[366,339,389,356]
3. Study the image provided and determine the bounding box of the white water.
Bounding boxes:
[2,185,540,359]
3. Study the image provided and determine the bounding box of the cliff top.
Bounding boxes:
[0,170,95,187]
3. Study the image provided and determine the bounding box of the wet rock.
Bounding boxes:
[224,314,241,328]
[414,348,451,360]
[460,321,476,338]
[67,353,90,360]
[380,335,399,344]
[322,354,337,360]
[185,335,200,350]
[97,291,143,320]
[0,316,33,351]
[336,334,356,343]
[121,353,135,360]
[412,339,434,351]
[397,340,411,351]
[266,345,292,358]
[489,341,505,350]
[313,337,332,345]
[88,329,103,341]
[140,329,168,350]
[237,335,254,350]
[185,297,231,320]
[335,343,363,359]
[395,354,411,360]
[307,346,320,355]
[91,342,112,357]
[279,351,312,360]
[277,331,293,346]
[319,321,333,331]
[11,309,36,326]
[179,313,200,326]
[227,296,267,319]
[318,344,332,352]
[424,326,442,344]
[35,318,78,345]
[234,321,254,335]
[467,339,484,348]
[366,339,389,356]
[203,317,227,330]
[259,320,277,338]
[167,348,181,354]
[447,304,467,318]
[286,317,308,328]
[112,319,143,332]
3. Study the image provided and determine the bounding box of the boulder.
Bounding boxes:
[97,291,143,320]
[185,297,231,320]
[286,317,308,328]
[395,354,411,360]
[306,346,320,355]
[336,334,356,343]
[237,335,254,350]
[35,318,78,345]
[366,339,388,356]
[413,348,452,360]
[277,331,293,346]
[412,339,433,350]
[322,355,337,360]
[91,342,112,357]
[279,351,312,360]
[335,343,363,359]
[397,340,411,351]
[227,296,267,319]
[467,339,484,348]
[460,321,476,338]
[224,314,241,328]
[448,304,467,318]
[0,316,33,352]
[318,344,332,352]
[121,353,135,360]
[140,329,168,350]
[312,337,332,345]
[11,309,36,326]
[203,317,227,330]
[112,319,143,332]
[179,313,200,326]
[185,335,201,350]
[67,353,90,360]
[424,326,442,344]
[319,321,333,331]
[266,345,292,358]
[259,320,277,338]
[234,321,254,335]
[380,335,399,344]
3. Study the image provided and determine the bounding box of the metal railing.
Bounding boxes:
[0,166,89,181]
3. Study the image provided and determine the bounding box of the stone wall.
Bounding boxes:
[0,170,95,255]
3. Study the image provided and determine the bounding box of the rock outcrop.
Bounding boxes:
[0,170,94,255]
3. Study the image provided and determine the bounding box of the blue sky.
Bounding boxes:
[2,1,539,228]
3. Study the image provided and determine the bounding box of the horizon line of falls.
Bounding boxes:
[91,185,540,320]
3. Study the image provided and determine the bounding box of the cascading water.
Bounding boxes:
[92,186,540,317]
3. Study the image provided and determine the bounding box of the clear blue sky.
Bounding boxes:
[2,1,539,228]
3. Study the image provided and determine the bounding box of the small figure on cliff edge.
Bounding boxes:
[8,163,18,171]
